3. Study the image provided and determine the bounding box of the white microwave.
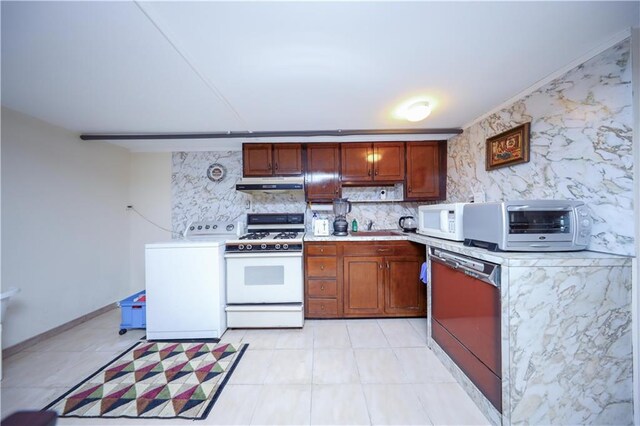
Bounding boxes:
[417,203,468,241]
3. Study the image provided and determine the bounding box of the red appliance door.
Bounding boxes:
[431,259,502,411]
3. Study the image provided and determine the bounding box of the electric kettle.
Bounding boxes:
[398,216,418,232]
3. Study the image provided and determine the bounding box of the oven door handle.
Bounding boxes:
[225,252,303,258]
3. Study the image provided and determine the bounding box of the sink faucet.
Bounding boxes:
[366,220,374,230]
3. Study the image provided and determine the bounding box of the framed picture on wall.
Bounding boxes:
[485,122,531,170]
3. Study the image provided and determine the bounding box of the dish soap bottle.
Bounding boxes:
[352,219,358,233]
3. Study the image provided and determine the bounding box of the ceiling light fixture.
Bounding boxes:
[404,101,432,122]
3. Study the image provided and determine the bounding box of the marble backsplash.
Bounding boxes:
[447,39,634,256]
[172,151,419,234]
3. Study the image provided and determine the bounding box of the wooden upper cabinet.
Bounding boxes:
[243,144,273,177]
[341,142,404,184]
[341,144,372,182]
[405,141,447,201]
[305,144,340,202]
[273,144,303,176]
[242,143,302,177]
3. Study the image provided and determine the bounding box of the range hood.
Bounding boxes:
[235,176,305,193]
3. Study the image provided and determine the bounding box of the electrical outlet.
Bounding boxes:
[245,199,251,210]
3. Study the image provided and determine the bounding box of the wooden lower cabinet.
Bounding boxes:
[305,243,341,318]
[343,256,385,315]
[385,255,427,314]
[305,240,426,319]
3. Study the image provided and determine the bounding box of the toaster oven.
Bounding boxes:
[463,200,592,251]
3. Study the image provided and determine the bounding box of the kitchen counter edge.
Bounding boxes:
[405,233,632,267]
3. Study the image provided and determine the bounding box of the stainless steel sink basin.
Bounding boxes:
[350,230,404,237]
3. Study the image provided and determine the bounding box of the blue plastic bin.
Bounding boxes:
[118,290,146,335]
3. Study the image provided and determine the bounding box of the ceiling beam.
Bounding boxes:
[80,128,463,141]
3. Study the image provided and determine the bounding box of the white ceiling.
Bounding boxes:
[1,1,638,150]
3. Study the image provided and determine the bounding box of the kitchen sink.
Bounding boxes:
[350,230,404,237]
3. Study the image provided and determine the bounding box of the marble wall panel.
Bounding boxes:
[447,39,634,256]
[172,151,420,233]
[508,264,633,425]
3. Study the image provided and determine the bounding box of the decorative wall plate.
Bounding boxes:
[207,163,226,182]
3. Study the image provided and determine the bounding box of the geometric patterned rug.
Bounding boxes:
[43,341,248,420]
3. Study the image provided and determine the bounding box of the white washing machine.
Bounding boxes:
[145,221,237,340]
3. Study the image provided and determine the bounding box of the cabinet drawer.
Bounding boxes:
[306,244,337,256]
[342,244,400,257]
[306,257,337,278]
[307,280,337,297]
[307,298,339,316]
[342,242,423,257]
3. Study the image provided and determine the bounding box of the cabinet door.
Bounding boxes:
[384,255,426,316]
[243,144,273,177]
[341,143,372,182]
[405,141,447,200]
[306,144,341,202]
[374,142,405,182]
[273,143,302,176]
[343,256,384,316]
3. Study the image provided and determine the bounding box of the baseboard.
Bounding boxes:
[2,303,117,358]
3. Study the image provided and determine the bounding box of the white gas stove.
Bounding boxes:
[225,213,305,328]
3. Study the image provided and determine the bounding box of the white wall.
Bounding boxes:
[128,152,172,293]
[1,107,131,348]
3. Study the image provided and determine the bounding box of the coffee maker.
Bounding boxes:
[332,198,351,236]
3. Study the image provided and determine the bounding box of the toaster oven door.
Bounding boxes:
[506,207,574,242]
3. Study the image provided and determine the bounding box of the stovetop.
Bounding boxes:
[226,213,305,253]
[239,231,301,241]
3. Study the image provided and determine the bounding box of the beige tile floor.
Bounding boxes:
[1,309,490,425]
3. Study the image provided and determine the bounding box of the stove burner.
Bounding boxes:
[239,232,270,240]
[274,232,299,240]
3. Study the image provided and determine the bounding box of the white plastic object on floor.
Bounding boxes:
[0,288,20,323]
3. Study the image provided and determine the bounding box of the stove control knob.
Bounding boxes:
[205,225,210,229]
[226,224,235,232]
[275,244,281,250]
[283,244,289,250]
[261,243,267,249]
[238,244,244,250]
[189,226,195,231]
[213,225,218,229]
[246,244,252,250]
[197,225,203,230]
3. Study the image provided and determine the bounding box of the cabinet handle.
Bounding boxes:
[320,248,324,253]
[321,285,325,291]
[377,248,392,253]
[375,169,379,176]
[335,187,339,193]
[268,163,272,170]
[368,169,371,176]
[386,261,390,269]
[379,263,383,269]
[320,265,325,270]
[321,304,325,310]
[274,162,279,170]
[408,185,412,192]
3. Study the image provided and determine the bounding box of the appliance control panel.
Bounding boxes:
[185,221,236,237]
[225,243,303,253]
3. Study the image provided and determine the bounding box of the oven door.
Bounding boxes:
[225,252,303,303]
